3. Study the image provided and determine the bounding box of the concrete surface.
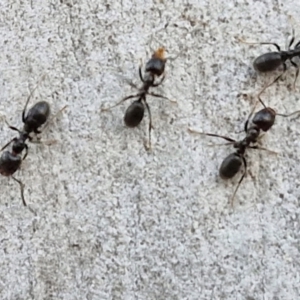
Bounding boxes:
[0,0,300,299]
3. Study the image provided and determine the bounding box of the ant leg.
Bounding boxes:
[101,94,140,111]
[1,138,17,151]
[294,40,300,48]
[114,74,139,89]
[29,139,57,146]
[230,156,247,207]
[207,142,234,147]
[290,60,299,90]
[50,105,67,123]
[236,38,281,51]
[249,145,278,155]
[260,95,300,118]
[139,65,145,83]
[22,74,47,123]
[188,128,236,143]
[11,176,26,206]
[38,105,67,134]
[258,64,287,97]
[244,101,258,132]
[144,100,152,150]
[152,74,166,87]
[4,120,21,134]
[276,109,300,118]
[22,144,29,160]
[257,95,268,109]
[147,92,177,103]
[256,133,265,142]
[288,28,295,49]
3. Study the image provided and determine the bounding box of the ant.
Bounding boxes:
[188,97,300,206]
[238,29,300,93]
[0,82,51,206]
[102,47,175,149]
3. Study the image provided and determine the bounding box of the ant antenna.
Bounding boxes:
[257,95,268,109]
[22,73,47,121]
[258,96,300,118]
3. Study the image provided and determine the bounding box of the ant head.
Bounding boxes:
[252,108,276,132]
[153,47,166,61]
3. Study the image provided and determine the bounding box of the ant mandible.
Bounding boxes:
[0,80,50,206]
[238,29,300,94]
[188,97,300,206]
[102,47,175,149]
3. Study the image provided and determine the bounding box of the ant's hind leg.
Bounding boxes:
[249,145,278,155]
[147,92,177,103]
[12,176,26,206]
[276,108,300,118]
[230,156,247,207]
[288,28,295,50]
[101,94,140,112]
[38,105,67,135]
[290,60,299,90]
[188,128,236,143]
[258,63,287,97]
[29,138,57,146]
[144,101,153,150]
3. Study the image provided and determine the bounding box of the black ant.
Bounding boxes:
[238,30,300,93]
[188,98,300,206]
[0,83,51,206]
[102,47,175,149]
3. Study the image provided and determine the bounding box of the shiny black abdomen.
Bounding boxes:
[253,52,283,72]
[124,101,145,127]
[219,153,242,179]
[0,151,21,176]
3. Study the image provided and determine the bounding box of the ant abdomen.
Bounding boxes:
[219,153,242,179]
[0,151,22,176]
[254,52,284,72]
[124,101,145,128]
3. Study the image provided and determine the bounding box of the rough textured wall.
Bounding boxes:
[0,0,300,299]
